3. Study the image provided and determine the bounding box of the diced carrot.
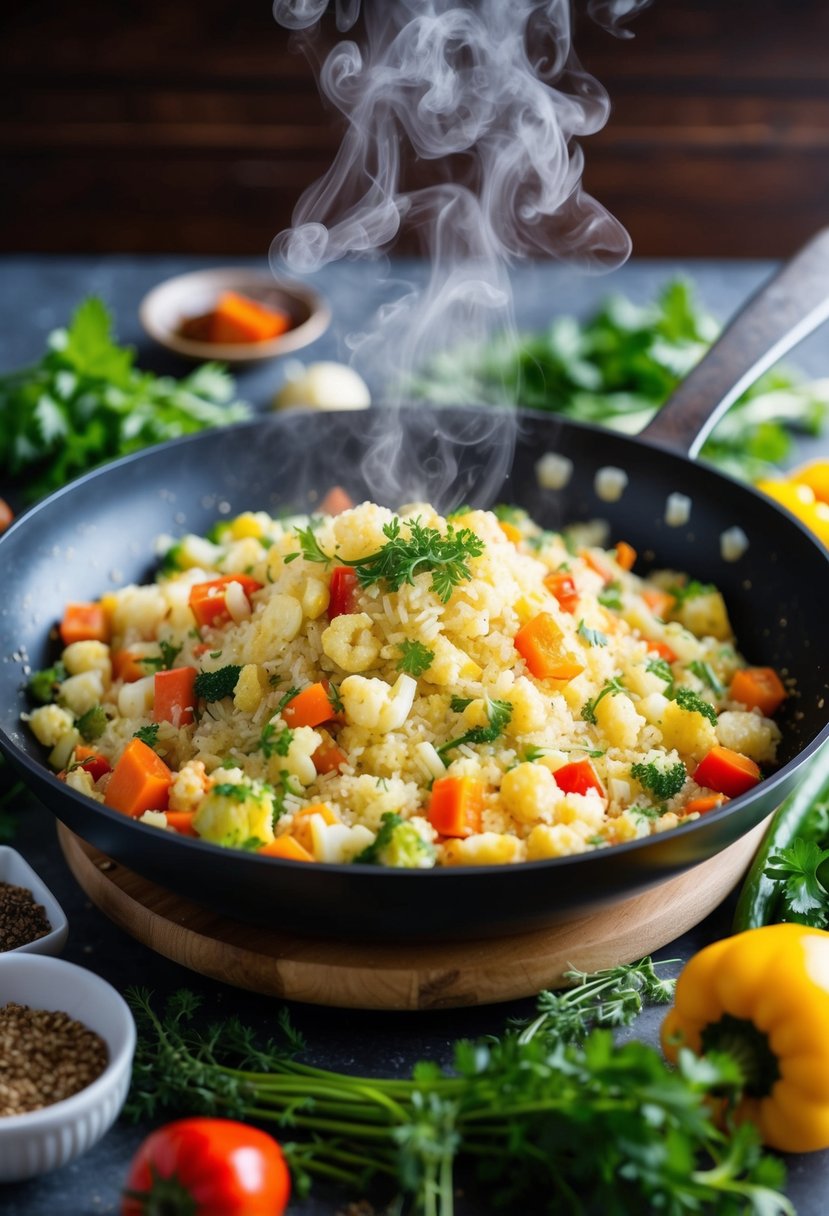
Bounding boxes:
[282,681,339,728]
[543,571,579,614]
[191,642,212,657]
[499,520,523,545]
[290,802,338,853]
[164,810,199,838]
[189,574,263,630]
[0,497,13,534]
[428,776,485,838]
[615,541,637,571]
[693,746,761,798]
[104,738,173,817]
[728,667,787,716]
[258,835,315,862]
[208,291,291,345]
[580,549,614,584]
[551,759,606,799]
[645,638,678,663]
[319,486,355,516]
[514,612,585,681]
[74,745,111,783]
[683,794,727,815]
[59,601,109,646]
[112,649,150,683]
[153,666,197,727]
[642,588,676,619]
[328,567,360,619]
[313,740,349,774]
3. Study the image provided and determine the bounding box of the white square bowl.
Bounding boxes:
[0,846,69,956]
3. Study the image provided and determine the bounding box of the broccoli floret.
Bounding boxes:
[631,759,687,801]
[194,664,242,702]
[27,661,67,704]
[354,812,436,868]
[77,704,107,742]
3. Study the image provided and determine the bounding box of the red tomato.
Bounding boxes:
[122,1118,290,1216]
[328,566,359,618]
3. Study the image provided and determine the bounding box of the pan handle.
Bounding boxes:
[639,227,829,458]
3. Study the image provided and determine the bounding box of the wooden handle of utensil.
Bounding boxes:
[639,227,829,458]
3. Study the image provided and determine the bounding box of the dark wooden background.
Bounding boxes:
[3,0,827,258]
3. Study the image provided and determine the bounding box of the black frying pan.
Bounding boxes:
[1,233,829,941]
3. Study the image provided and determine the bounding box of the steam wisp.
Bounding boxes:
[271,0,647,507]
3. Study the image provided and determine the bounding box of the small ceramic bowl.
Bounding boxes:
[0,845,68,956]
[139,266,331,365]
[0,954,136,1181]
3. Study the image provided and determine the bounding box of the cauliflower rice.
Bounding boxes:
[24,499,787,868]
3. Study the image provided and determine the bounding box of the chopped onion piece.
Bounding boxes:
[594,466,628,502]
[720,526,749,561]
[665,493,692,527]
[535,452,573,490]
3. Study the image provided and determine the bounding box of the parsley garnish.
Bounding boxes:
[671,686,718,726]
[277,686,302,714]
[212,782,254,801]
[668,579,715,607]
[577,620,608,647]
[631,760,687,800]
[326,682,345,714]
[134,724,160,748]
[396,640,434,677]
[284,522,334,567]
[449,696,473,712]
[260,722,294,759]
[194,664,242,702]
[598,581,623,612]
[139,640,183,673]
[438,696,512,758]
[581,676,625,725]
[342,517,484,604]
[646,657,674,687]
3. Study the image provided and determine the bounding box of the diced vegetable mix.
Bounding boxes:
[24,500,788,867]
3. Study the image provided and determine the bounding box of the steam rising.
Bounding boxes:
[271,0,648,507]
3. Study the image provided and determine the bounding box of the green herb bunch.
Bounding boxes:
[0,298,251,500]
[126,960,793,1216]
[412,280,827,482]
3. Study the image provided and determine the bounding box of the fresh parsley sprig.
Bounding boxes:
[396,639,434,677]
[343,516,484,603]
[582,676,625,725]
[125,972,794,1216]
[0,298,251,501]
[437,696,513,758]
[765,839,829,927]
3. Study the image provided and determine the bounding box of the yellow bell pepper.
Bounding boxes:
[661,923,829,1153]
[755,477,829,548]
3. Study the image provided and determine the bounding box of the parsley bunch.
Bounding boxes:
[125,969,794,1216]
[343,517,484,603]
[411,278,828,483]
[0,298,250,500]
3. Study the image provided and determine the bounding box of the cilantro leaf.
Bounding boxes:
[396,640,434,677]
[438,696,512,758]
[582,676,625,725]
[765,839,829,926]
[578,620,608,647]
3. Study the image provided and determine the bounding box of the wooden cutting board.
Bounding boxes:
[58,820,766,1011]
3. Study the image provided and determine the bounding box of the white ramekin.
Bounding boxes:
[0,953,136,1182]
